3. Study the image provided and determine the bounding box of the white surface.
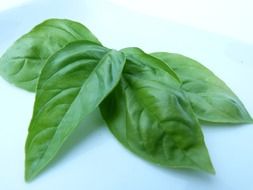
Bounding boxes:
[0,0,253,190]
[0,0,31,11]
[109,0,253,43]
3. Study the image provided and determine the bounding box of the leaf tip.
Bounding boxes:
[25,159,42,182]
[195,157,216,175]
[205,164,216,175]
[25,169,35,182]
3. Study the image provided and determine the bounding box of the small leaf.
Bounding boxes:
[0,19,100,91]
[152,52,253,124]
[25,41,125,181]
[101,48,214,174]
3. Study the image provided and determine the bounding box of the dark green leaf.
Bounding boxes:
[0,19,100,91]
[25,41,125,181]
[100,48,214,174]
[151,52,253,124]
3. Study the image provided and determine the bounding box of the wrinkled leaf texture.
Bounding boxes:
[151,52,253,124]
[100,48,215,174]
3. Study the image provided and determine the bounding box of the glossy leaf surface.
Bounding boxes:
[152,52,253,124]
[101,48,214,174]
[25,41,125,181]
[0,19,100,91]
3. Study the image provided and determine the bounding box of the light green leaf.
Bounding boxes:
[0,19,100,91]
[25,41,125,181]
[100,48,214,174]
[151,52,253,124]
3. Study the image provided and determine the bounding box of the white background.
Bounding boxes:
[0,0,253,189]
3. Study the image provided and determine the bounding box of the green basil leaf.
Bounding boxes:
[25,41,125,181]
[0,19,100,92]
[151,52,253,124]
[100,48,214,174]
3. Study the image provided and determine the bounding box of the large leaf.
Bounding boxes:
[100,48,214,174]
[25,41,125,181]
[151,52,253,124]
[0,19,100,91]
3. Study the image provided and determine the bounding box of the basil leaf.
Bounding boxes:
[151,52,253,124]
[0,19,100,92]
[25,41,125,181]
[100,48,214,174]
